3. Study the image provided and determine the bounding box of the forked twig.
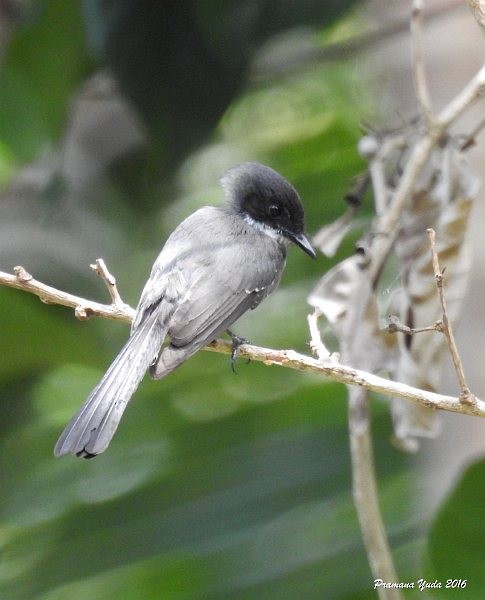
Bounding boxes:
[90,258,128,308]
[0,265,135,322]
[386,315,442,335]
[426,229,476,404]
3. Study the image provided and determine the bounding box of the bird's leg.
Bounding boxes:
[226,329,250,373]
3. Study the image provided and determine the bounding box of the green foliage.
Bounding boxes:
[0,0,89,163]
[426,459,485,600]
[1,373,423,599]
[0,290,96,383]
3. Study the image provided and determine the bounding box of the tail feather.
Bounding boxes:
[54,316,166,458]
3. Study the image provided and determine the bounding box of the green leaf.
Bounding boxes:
[0,288,97,382]
[426,458,485,599]
[0,0,89,161]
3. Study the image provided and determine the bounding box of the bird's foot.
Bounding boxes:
[226,329,250,373]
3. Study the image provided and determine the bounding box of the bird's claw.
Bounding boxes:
[227,330,250,373]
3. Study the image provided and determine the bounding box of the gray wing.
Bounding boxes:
[168,240,284,349]
[150,213,285,377]
[150,245,284,380]
[135,206,286,344]
[132,206,224,332]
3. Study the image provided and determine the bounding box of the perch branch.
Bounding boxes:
[427,229,475,404]
[1,264,485,419]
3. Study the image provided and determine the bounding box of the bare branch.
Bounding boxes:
[427,229,475,404]
[206,339,485,418]
[0,266,135,323]
[1,264,485,419]
[309,291,403,595]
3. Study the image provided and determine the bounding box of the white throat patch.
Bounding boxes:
[243,214,287,243]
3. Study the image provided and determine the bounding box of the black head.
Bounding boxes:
[220,162,316,258]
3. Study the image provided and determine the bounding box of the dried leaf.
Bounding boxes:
[388,142,478,447]
[312,206,356,257]
[308,129,480,451]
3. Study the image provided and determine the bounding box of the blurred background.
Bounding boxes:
[0,1,484,598]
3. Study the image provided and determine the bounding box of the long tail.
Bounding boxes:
[54,315,166,458]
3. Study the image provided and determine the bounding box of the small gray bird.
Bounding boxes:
[54,162,315,458]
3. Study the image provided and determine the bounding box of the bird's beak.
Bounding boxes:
[288,231,317,259]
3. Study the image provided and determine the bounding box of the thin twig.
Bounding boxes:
[411,0,435,124]
[90,258,127,308]
[307,309,336,360]
[386,315,442,335]
[426,229,476,404]
[438,63,485,126]
[1,264,484,418]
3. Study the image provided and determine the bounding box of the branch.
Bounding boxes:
[307,309,336,360]
[206,340,485,418]
[0,265,135,322]
[2,265,483,420]
[427,229,475,404]
[386,315,440,336]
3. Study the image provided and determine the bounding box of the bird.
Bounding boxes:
[54,162,315,458]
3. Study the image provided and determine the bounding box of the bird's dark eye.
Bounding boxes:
[268,204,282,218]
